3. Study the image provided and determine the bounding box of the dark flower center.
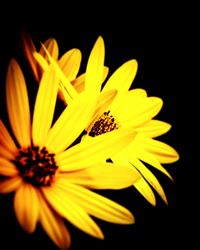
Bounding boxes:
[89,111,119,137]
[14,146,58,187]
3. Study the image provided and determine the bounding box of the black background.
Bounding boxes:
[0,13,196,250]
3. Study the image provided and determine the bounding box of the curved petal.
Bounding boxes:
[55,181,135,224]
[32,64,59,146]
[103,59,138,109]
[6,59,31,147]
[113,88,147,112]
[111,155,156,205]
[72,66,109,93]
[14,183,39,233]
[0,158,19,176]
[85,36,105,94]
[46,92,96,153]
[60,162,139,189]
[130,157,168,204]
[136,135,180,163]
[57,128,137,172]
[0,176,22,193]
[33,52,49,71]
[136,120,171,138]
[58,49,81,81]
[39,38,59,61]
[0,120,17,153]
[42,186,104,239]
[37,46,78,103]
[38,191,71,249]
[130,143,173,180]
[134,177,156,206]
[116,97,163,128]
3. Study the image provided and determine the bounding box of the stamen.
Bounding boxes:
[89,111,119,137]
[14,146,58,187]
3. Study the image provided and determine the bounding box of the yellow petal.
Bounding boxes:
[32,64,59,146]
[33,52,49,71]
[46,92,96,153]
[39,38,59,61]
[72,66,109,93]
[58,49,81,81]
[55,181,135,224]
[127,88,147,99]
[0,145,15,160]
[21,31,40,81]
[86,89,118,132]
[57,128,137,172]
[38,45,78,103]
[136,135,180,163]
[116,97,163,128]
[134,177,156,206]
[0,120,17,153]
[60,162,139,189]
[71,73,85,93]
[42,186,104,239]
[103,60,138,103]
[0,158,18,176]
[54,62,78,104]
[0,176,22,193]
[111,156,156,205]
[85,36,105,94]
[38,191,71,249]
[131,142,173,180]
[112,88,147,113]
[6,59,31,147]
[136,120,171,138]
[130,157,168,204]
[14,183,39,233]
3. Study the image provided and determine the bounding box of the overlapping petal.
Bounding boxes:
[58,48,81,81]
[46,92,96,153]
[32,64,59,146]
[42,186,104,239]
[60,162,139,189]
[52,181,135,224]
[57,128,137,171]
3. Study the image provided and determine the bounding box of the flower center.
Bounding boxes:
[14,146,58,187]
[89,111,119,137]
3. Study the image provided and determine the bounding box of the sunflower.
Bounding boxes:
[83,37,180,205]
[0,59,139,249]
[35,36,180,206]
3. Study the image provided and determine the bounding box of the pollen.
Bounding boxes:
[14,146,58,187]
[89,111,119,137]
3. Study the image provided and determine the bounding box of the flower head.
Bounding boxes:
[0,59,139,249]
[44,36,180,206]
[84,37,180,205]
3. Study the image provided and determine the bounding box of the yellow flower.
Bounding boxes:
[0,59,139,249]
[43,36,180,206]
[83,37,180,206]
